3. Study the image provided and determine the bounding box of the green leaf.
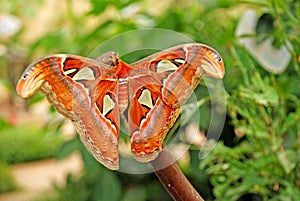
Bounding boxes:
[254,87,279,106]
[236,0,272,7]
[122,186,147,201]
[257,13,274,35]
[277,149,297,174]
[282,108,300,134]
[56,137,81,160]
[93,170,122,201]
[270,182,300,201]
[88,0,108,15]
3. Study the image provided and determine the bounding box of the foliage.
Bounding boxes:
[200,51,300,200]
[34,137,171,201]
[0,0,299,200]
[0,123,64,164]
[199,1,300,200]
[0,163,17,193]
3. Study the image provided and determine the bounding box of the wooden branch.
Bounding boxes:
[150,148,204,201]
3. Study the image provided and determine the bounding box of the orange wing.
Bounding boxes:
[16,43,225,169]
[128,43,225,162]
[16,54,120,170]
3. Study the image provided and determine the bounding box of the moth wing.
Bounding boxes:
[127,43,224,162]
[16,55,120,170]
[131,43,225,108]
[127,75,180,162]
[73,79,120,170]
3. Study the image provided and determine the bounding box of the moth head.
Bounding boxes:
[96,51,119,69]
[200,45,225,79]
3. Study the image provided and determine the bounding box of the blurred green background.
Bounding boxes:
[0,0,299,200]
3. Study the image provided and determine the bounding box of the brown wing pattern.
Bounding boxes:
[16,43,225,170]
[128,43,224,162]
[16,54,120,170]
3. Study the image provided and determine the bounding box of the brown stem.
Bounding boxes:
[150,148,204,201]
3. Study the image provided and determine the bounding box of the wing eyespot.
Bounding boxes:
[212,52,222,62]
[102,94,115,117]
[137,89,154,110]
[208,49,222,63]
[22,70,32,79]
[156,59,180,73]
[72,67,96,81]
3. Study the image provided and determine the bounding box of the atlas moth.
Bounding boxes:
[16,43,225,170]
